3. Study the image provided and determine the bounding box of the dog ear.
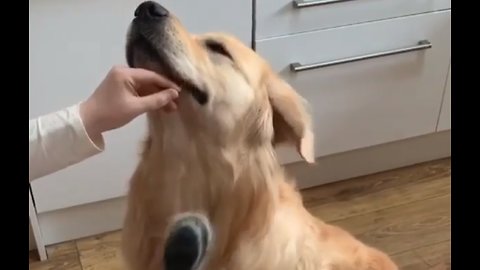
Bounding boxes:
[266,74,315,163]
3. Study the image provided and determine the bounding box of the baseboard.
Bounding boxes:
[38,197,127,246]
[289,130,451,189]
[36,130,450,247]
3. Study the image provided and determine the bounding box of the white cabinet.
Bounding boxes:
[437,66,451,131]
[258,11,451,164]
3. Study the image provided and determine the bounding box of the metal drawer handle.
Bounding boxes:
[293,0,356,8]
[290,40,432,72]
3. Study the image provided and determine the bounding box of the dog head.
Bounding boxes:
[126,1,314,163]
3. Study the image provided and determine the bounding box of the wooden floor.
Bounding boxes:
[29,158,451,270]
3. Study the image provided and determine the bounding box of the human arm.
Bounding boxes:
[29,104,104,181]
[29,66,179,182]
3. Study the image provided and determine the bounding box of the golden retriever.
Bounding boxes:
[122,1,398,269]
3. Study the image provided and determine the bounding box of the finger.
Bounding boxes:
[128,68,180,93]
[134,88,179,113]
[163,102,177,113]
[164,102,176,111]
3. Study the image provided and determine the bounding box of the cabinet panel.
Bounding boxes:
[256,0,451,39]
[257,11,451,164]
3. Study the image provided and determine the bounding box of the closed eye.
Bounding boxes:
[205,39,233,60]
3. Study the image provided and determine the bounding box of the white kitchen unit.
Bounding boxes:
[254,0,451,182]
[258,10,451,164]
[29,0,451,259]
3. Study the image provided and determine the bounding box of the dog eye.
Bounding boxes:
[205,40,233,60]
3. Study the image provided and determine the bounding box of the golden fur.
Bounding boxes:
[122,6,398,270]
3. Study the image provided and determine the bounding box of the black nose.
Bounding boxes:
[134,1,168,19]
[164,215,212,270]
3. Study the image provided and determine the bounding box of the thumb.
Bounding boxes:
[135,89,179,112]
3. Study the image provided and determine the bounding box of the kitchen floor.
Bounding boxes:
[29,158,451,270]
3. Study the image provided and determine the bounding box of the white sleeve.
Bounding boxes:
[29,104,105,182]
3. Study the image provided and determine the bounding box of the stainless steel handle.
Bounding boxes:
[293,0,356,8]
[290,40,432,72]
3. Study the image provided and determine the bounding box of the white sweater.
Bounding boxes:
[29,104,105,182]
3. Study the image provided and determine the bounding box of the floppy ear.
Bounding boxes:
[266,74,315,163]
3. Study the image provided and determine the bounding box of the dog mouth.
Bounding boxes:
[126,2,208,105]
[126,37,208,105]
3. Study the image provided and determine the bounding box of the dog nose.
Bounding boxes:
[134,1,168,19]
[164,215,212,270]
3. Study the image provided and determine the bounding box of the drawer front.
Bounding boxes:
[256,11,451,164]
[256,0,451,40]
[29,0,251,213]
[437,65,451,131]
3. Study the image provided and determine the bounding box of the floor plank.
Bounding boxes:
[301,158,450,208]
[308,176,450,222]
[29,254,82,270]
[390,250,430,270]
[76,231,125,270]
[30,241,82,270]
[331,194,451,255]
[415,240,451,269]
[29,250,40,264]
[46,242,78,259]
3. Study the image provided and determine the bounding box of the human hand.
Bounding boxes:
[79,66,180,140]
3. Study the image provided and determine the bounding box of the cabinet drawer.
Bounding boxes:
[256,11,451,164]
[256,0,450,40]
